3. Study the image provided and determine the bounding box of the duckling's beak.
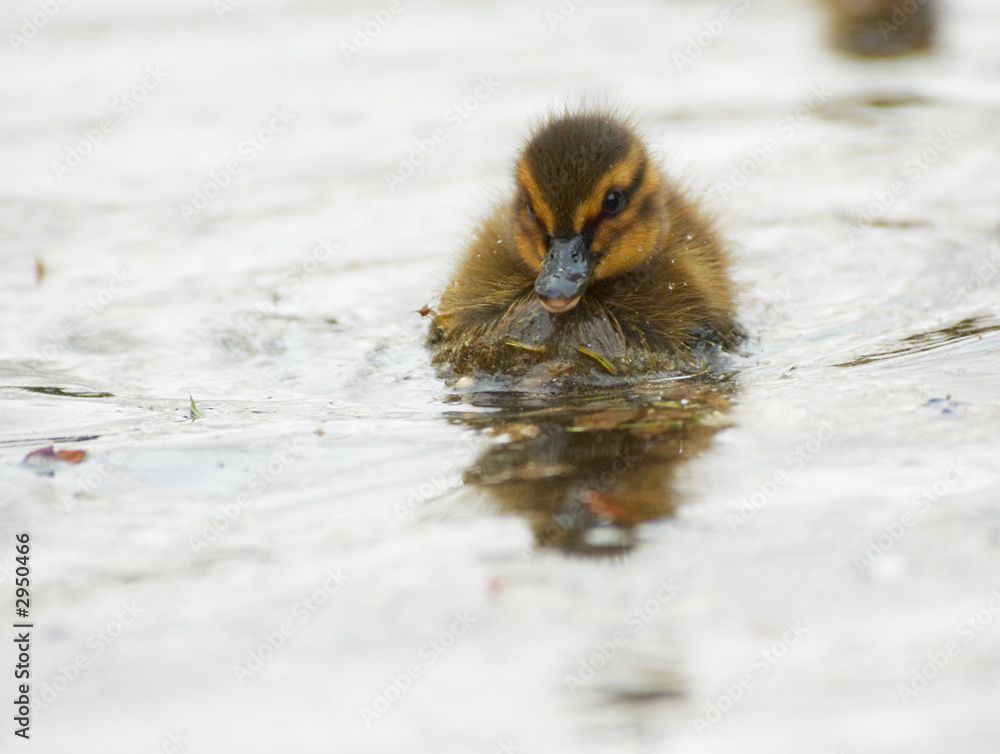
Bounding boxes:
[535,235,592,314]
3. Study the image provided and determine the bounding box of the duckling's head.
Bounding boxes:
[513,112,665,314]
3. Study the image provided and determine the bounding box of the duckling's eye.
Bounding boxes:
[602,191,626,217]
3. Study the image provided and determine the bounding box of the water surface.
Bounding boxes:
[2,0,1000,751]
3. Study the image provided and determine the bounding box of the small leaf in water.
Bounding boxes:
[577,346,616,374]
[23,446,57,466]
[22,445,87,475]
[505,340,547,353]
[189,395,205,421]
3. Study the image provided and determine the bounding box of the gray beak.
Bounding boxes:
[534,235,592,314]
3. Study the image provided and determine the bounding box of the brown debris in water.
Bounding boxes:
[22,445,88,475]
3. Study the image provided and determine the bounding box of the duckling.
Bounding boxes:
[428,110,741,379]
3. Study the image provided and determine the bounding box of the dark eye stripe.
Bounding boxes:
[519,199,551,256]
[623,157,647,200]
[524,199,550,238]
[635,192,657,222]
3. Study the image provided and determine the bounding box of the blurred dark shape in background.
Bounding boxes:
[823,0,937,57]
[447,385,734,558]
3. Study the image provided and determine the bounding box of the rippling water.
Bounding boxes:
[2,0,1000,751]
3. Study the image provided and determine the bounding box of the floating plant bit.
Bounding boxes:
[504,340,547,353]
[577,346,616,374]
[189,395,205,421]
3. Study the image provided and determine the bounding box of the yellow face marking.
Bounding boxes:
[513,159,558,273]
[512,213,545,273]
[516,160,556,232]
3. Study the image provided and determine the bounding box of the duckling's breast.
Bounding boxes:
[432,290,707,379]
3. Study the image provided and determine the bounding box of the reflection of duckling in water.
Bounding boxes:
[453,387,733,557]
[428,110,742,381]
[822,0,936,57]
